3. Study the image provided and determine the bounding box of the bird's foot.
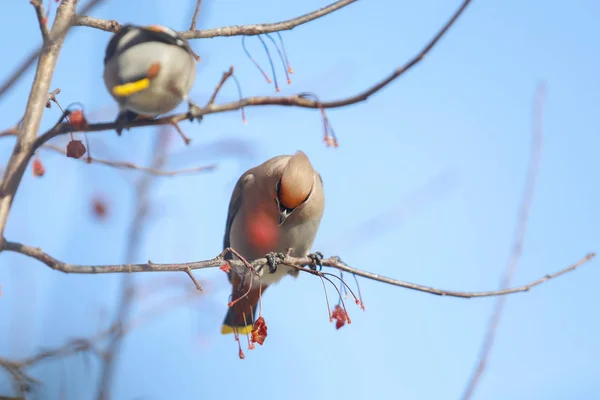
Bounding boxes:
[114,110,139,136]
[307,251,324,271]
[265,252,286,274]
[186,99,203,123]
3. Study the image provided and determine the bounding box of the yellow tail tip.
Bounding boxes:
[221,324,253,335]
[112,78,150,97]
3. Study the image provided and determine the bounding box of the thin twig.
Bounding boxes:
[46,88,61,108]
[0,357,37,395]
[2,240,594,298]
[185,268,203,291]
[30,0,50,40]
[46,143,216,176]
[460,83,547,400]
[0,121,22,137]
[189,0,203,30]
[73,15,120,32]
[181,0,356,38]
[206,66,234,106]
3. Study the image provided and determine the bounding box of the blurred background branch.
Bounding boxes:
[460,83,547,400]
[96,127,173,398]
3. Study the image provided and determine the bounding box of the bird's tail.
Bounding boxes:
[221,285,267,335]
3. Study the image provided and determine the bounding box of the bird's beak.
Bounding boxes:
[278,209,290,226]
[275,195,291,226]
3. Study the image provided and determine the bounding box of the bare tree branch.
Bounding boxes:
[33,0,473,147]
[180,0,357,39]
[74,0,357,38]
[461,83,547,400]
[189,0,203,30]
[2,239,595,298]
[73,15,120,33]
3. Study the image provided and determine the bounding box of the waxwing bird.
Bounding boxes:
[221,151,325,335]
[102,24,198,135]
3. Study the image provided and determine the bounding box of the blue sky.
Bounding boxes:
[1,0,599,399]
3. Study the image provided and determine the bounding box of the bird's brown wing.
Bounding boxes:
[223,172,255,281]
